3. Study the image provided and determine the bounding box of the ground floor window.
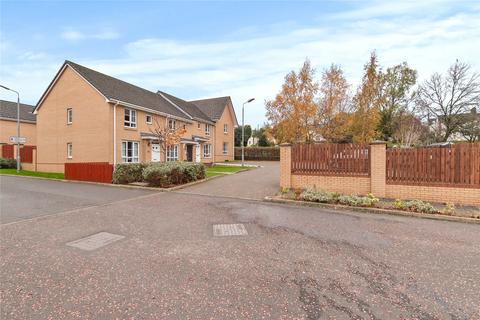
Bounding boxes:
[67,143,73,159]
[121,141,139,163]
[222,142,228,154]
[203,143,211,158]
[167,145,179,161]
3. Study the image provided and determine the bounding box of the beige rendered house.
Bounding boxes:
[34,61,238,173]
[0,100,37,147]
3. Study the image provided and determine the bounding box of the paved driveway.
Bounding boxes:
[0,176,156,224]
[179,161,279,199]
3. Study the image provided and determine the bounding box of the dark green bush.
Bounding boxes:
[112,163,147,184]
[142,162,205,187]
[0,158,17,169]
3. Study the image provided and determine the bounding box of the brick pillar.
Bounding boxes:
[32,148,37,171]
[280,143,292,189]
[370,141,386,197]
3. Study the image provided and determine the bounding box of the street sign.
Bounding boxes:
[9,136,27,144]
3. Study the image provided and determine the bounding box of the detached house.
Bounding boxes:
[34,61,237,173]
[0,100,37,146]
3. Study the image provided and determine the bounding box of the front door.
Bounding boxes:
[151,144,160,162]
[186,145,193,162]
[195,144,201,162]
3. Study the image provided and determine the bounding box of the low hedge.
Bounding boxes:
[143,162,205,187]
[112,163,147,184]
[0,158,17,169]
[113,161,206,187]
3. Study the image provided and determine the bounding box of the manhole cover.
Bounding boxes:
[213,224,248,237]
[66,232,125,251]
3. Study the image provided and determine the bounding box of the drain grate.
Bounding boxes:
[67,232,125,251]
[213,224,248,237]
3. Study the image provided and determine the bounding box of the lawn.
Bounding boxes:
[0,169,64,180]
[205,165,250,178]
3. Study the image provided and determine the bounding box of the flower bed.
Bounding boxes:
[113,162,205,188]
[281,186,460,216]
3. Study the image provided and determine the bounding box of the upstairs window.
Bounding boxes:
[223,123,228,134]
[205,124,210,136]
[222,142,228,154]
[146,115,152,124]
[124,108,136,128]
[67,108,73,124]
[168,119,176,130]
[197,122,201,129]
[203,143,211,158]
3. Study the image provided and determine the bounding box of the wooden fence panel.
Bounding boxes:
[64,162,113,183]
[20,145,35,163]
[386,143,480,188]
[2,144,14,159]
[291,143,370,176]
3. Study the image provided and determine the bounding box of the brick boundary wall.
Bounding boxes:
[280,143,480,206]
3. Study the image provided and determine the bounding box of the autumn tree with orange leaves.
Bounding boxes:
[149,118,186,158]
[350,52,383,143]
[265,59,319,143]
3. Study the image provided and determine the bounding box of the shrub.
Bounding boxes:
[393,199,406,210]
[112,163,146,184]
[404,200,437,214]
[338,194,379,207]
[442,203,455,215]
[301,187,336,203]
[142,161,205,187]
[0,158,17,169]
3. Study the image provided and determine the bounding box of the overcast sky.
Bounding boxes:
[1,0,479,127]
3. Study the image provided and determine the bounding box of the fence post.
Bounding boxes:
[370,141,386,197]
[280,143,292,189]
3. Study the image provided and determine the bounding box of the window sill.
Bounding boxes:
[124,126,138,131]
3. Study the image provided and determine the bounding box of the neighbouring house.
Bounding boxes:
[0,99,37,146]
[34,60,238,173]
[0,99,37,155]
[430,107,480,142]
[247,136,258,146]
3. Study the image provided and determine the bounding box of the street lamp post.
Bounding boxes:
[0,85,21,172]
[241,98,255,167]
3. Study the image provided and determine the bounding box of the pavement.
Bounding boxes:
[0,175,157,224]
[1,167,480,319]
[179,161,279,200]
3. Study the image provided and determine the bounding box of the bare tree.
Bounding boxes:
[417,60,480,142]
[458,111,480,142]
[149,118,186,158]
[392,110,428,147]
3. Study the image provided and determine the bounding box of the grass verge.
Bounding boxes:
[0,169,64,180]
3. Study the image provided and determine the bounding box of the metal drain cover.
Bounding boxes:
[213,224,248,237]
[67,232,125,251]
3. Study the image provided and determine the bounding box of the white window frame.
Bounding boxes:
[146,115,152,124]
[168,119,176,130]
[205,124,210,136]
[121,141,139,163]
[124,108,137,128]
[222,142,228,155]
[67,108,73,124]
[223,123,228,134]
[203,143,211,158]
[166,145,179,161]
[67,143,73,159]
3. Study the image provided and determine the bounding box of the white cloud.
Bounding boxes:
[60,28,120,42]
[2,1,479,127]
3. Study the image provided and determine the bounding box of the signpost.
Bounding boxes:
[9,136,27,144]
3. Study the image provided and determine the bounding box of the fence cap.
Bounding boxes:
[370,140,387,145]
[279,143,292,147]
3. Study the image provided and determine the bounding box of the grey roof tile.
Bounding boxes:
[0,100,36,122]
[190,96,231,121]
